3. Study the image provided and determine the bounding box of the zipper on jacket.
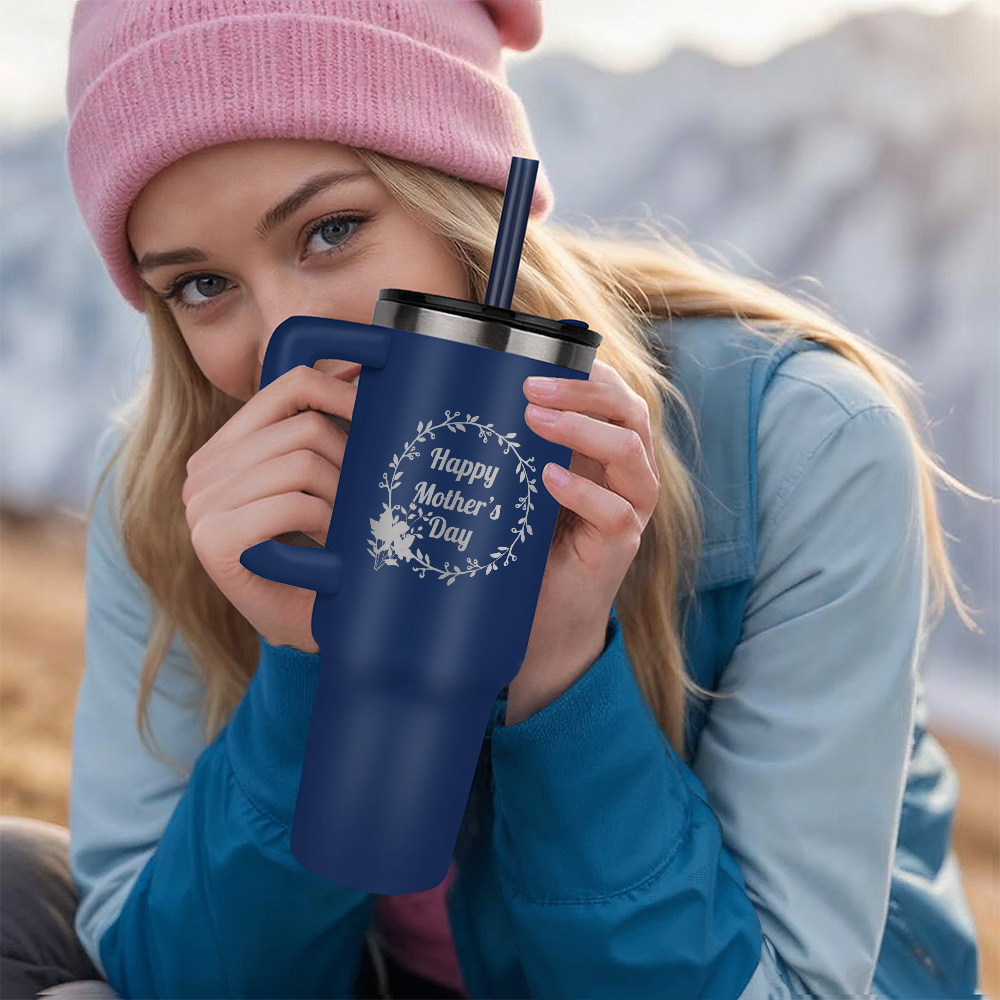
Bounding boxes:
[885,898,944,983]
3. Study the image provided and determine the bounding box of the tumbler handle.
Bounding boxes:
[239,314,393,595]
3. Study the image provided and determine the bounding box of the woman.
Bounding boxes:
[0,1,987,998]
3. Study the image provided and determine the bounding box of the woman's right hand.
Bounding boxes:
[181,364,361,654]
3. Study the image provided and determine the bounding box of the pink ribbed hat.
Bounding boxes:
[65,0,554,313]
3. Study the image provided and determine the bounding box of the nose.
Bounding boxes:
[253,279,322,392]
[250,291,294,393]
[253,333,271,395]
[248,266,380,394]
[253,318,364,396]
[254,319,296,395]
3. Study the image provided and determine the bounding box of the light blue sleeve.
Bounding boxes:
[69,423,374,998]
[487,348,923,1000]
[691,349,926,998]
[70,423,210,980]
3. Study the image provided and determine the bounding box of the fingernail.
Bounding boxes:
[545,463,572,485]
[527,403,560,422]
[525,376,558,395]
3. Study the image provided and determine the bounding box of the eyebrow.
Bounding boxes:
[135,168,374,275]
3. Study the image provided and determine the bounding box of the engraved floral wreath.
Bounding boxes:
[367,410,537,584]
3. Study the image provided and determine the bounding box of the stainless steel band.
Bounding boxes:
[372,300,598,373]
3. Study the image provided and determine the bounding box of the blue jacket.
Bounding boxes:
[69,315,983,998]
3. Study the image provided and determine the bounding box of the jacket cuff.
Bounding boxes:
[489,609,692,901]
[224,637,322,828]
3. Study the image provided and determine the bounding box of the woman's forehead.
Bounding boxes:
[144,138,361,192]
[127,139,366,243]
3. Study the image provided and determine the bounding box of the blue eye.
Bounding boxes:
[161,213,369,313]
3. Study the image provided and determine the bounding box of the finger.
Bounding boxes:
[186,447,341,532]
[525,404,660,522]
[523,360,655,472]
[183,409,348,505]
[194,491,334,572]
[540,460,641,547]
[190,365,358,473]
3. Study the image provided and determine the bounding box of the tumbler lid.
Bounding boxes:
[376,287,602,349]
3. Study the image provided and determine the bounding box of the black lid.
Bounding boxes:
[377,288,602,349]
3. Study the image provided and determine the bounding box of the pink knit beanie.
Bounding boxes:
[65,0,554,314]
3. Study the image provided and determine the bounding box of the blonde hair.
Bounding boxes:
[88,147,988,777]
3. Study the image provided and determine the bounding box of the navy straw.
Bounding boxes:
[483,157,538,311]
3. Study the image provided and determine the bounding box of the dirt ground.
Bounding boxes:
[1,510,997,994]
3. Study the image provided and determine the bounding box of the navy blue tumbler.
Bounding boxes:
[239,159,602,893]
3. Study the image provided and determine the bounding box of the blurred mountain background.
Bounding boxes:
[2,1,996,744]
[512,3,1000,751]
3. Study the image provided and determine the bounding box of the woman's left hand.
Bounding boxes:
[505,358,661,725]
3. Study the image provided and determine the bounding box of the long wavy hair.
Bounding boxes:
[87,146,987,777]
